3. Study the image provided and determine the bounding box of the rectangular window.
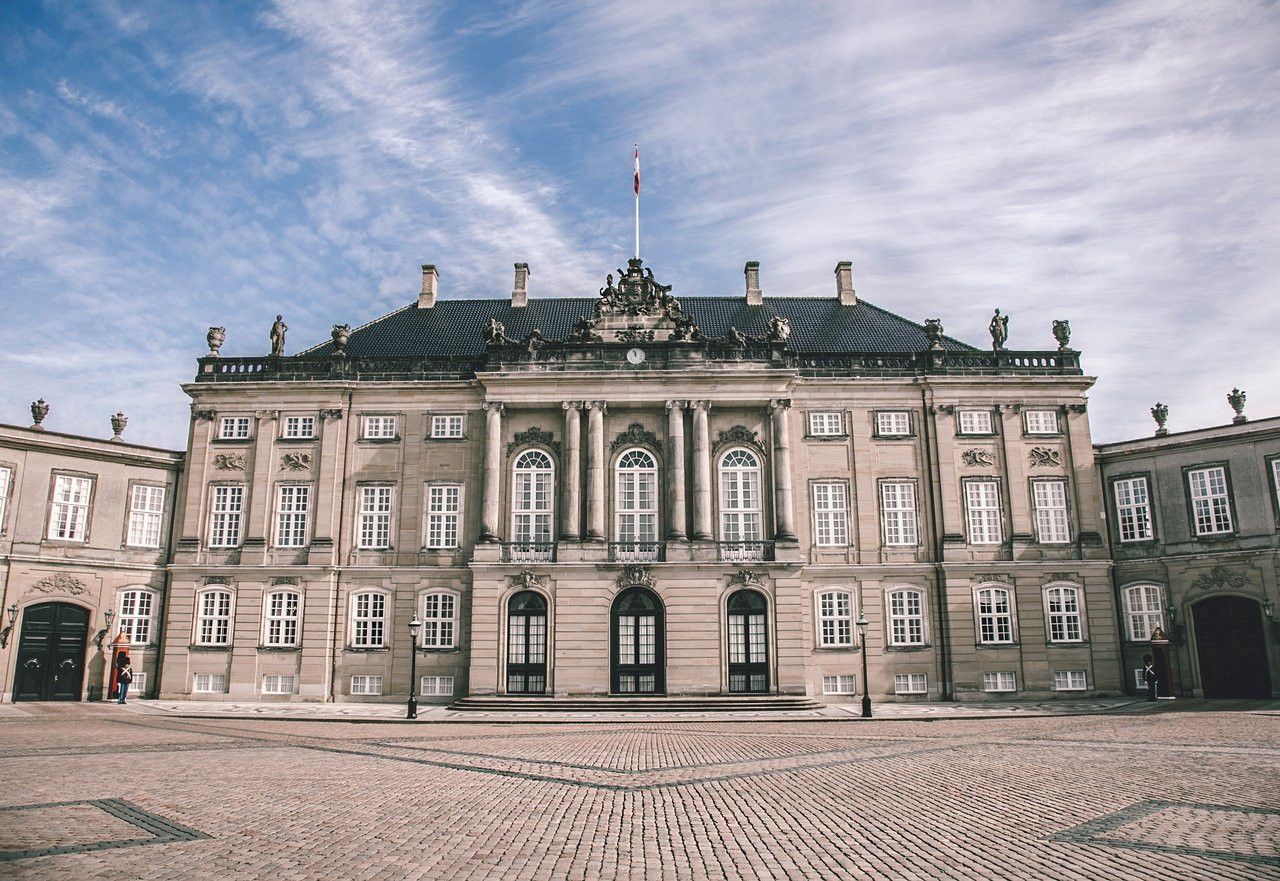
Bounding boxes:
[1187,466,1233,535]
[1124,585,1164,641]
[264,592,300,647]
[282,415,315,438]
[218,416,251,439]
[875,411,911,437]
[822,674,857,695]
[357,486,393,549]
[274,485,311,548]
[976,588,1014,644]
[812,483,848,547]
[983,672,1017,693]
[0,465,14,531]
[262,674,295,695]
[362,415,397,439]
[352,593,386,647]
[420,675,455,696]
[197,591,232,646]
[126,484,166,548]
[421,593,456,649]
[1114,477,1154,542]
[1046,587,1083,643]
[426,485,462,549]
[964,481,1002,544]
[816,592,854,647]
[1134,668,1148,689]
[208,485,244,547]
[958,410,994,435]
[48,474,93,541]
[1053,670,1087,691]
[131,671,147,695]
[888,590,925,646]
[894,673,928,695]
[193,673,226,693]
[880,481,919,546]
[807,412,845,436]
[1024,409,1060,435]
[1033,479,1071,543]
[118,590,154,644]
[350,675,383,695]
[430,415,465,439]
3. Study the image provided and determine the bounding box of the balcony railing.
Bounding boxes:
[609,542,665,563]
[502,542,556,563]
[717,540,774,562]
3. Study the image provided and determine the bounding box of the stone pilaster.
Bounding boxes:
[769,399,796,541]
[585,401,606,541]
[691,400,713,540]
[666,401,687,540]
[480,401,504,542]
[562,402,582,541]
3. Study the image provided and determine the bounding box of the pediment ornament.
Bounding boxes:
[611,423,662,454]
[508,427,560,457]
[1189,566,1248,593]
[617,565,656,590]
[27,573,87,596]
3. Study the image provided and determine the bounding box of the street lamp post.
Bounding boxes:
[407,614,422,720]
[856,610,871,718]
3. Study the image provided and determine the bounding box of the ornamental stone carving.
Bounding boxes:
[206,326,226,357]
[269,314,287,357]
[28,573,87,596]
[214,453,246,471]
[192,408,216,421]
[610,423,662,454]
[1052,319,1071,350]
[483,318,511,346]
[204,576,230,585]
[617,565,656,590]
[281,452,313,472]
[1228,388,1247,424]
[924,319,944,350]
[728,570,766,589]
[714,425,765,455]
[272,577,300,585]
[597,259,678,317]
[989,308,1009,351]
[1151,402,1169,437]
[1189,566,1248,593]
[961,448,995,467]
[767,316,791,342]
[508,427,560,457]
[30,399,49,430]
[320,408,344,420]
[110,412,128,440]
[509,570,544,592]
[616,326,655,343]
[331,324,351,354]
[1029,447,1062,467]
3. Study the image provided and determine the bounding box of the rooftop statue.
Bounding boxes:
[270,314,287,357]
[989,309,1008,351]
[483,317,510,346]
[206,326,226,357]
[567,317,603,343]
[596,258,678,317]
[767,316,791,342]
[1052,319,1071,351]
[924,318,944,350]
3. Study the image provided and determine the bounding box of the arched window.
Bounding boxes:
[350,591,387,648]
[719,448,763,559]
[196,589,232,646]
[975,587,1014,644]
[263,590,300,647]
[1123,584,1164,641]
[887,589,925,647]
[420,591,457,649]
[727,590,769,693]
[507,591,548,694]
[117,589,156,644]
[1045,585,1083,643]
[815,590,854,648]
[615,448,659,560]
[512,449,554,560]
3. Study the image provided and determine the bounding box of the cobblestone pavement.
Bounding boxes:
[1,704,1278,879]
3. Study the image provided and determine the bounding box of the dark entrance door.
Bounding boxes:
[14,602,89,701]
[727,590,769,693]
[1194,596,1272,699]
[506,591,547,694]
[611,587,664,694]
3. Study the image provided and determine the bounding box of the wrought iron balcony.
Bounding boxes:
[717,541,774,562]
[502,542,556,563]
[608,542,665,563]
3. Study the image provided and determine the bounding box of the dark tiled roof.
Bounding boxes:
[304,297,976,357]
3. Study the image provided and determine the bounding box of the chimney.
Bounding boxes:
[418,264,438,309]
[744,261,763,306]
[835,261,856,306]
[512,263,530,308]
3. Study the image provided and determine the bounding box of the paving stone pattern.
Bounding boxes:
[1,706,1278,879]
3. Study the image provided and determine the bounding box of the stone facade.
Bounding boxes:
[1098,415,1280,698]
[0,423,183,702]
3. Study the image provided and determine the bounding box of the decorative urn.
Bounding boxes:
[1052,319,1071,350]
[1227,388,1247,424]
[331,324,351,355]
[206,326,226,357]
[110,412,128,441]
[30,399,49,430]
[1150,402,1169,437]
[924,318,944,350]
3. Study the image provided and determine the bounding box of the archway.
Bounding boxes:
[611,587,665,694]
[1193,595,1271,698]
[727,590,770,693]
[13,602,89,701]
[506,591,548,694]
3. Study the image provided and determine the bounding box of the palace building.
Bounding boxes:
[145,258,1121,704]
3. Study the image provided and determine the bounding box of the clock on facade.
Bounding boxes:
[626,348,646,365]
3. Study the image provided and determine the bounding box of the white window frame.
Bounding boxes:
[880,480,919,547]
[822,674,857,695]
[281,415,315,439]
[1123,584,1165,641]
[362,414,398,440]
[975,586,1015,644]
[195,589,233,646]
[48,473,94,541]
[887,588,926,647]
[261,674,295,695]
[815,590,854,648]
[193,673,226,694]
[420,591,458,649]
[126,484,166,548]
[1113,476,1154,542]
[350,675,383,696]
[512,449,555,551]
[1044,584,1084,643]
[263,590,301,648]
[274,484,311,548]
[1053,670,1087,691]
[958,410,994,435]
[894,673,928,695]
[614,448,659,551]
[420,675,455,696]
[430,414,465,439]
[0,465,12,533]
[718,448,763,547]
[425,484,462,549]
[117,589,156,645]
[356,485,394,549]
[350,591,388,648]
[1272,459,1280,511]
[807,411,845,437]
[983,672,1017,693]
[964,480,1003,545]
[1023,409,1060,435]
[1187,465,1233,535]
[875,411,912,437]
[208,484,244,548]
[1032,478,1071,544]
[811,482,849,547]
[218,416,252,440]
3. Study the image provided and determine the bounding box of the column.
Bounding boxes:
[585,401,606,540]
[562,401,582,540]
[480,401,503,542]
[769,398,796,541]
[691,400,713,540]
[666,400,687,539]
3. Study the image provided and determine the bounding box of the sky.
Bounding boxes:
[1,0,1278,448]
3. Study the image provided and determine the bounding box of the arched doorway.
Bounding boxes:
[506,591,548,694]
[13,602,89,701]
[727,590,769,693]
[1193,596,1272,698]
[611,587,664,694]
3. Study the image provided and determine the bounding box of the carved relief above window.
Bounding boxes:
[213,453,246,471]
[507,427,560,457]
[1029,447,1062,468]
[961,449,996,467]
[280,452,313,472]
[610,423,662,454]
[713,425,765,456]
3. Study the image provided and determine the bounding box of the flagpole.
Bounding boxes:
[633,144,640,260]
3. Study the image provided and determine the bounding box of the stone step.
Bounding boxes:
[450,695,826,712]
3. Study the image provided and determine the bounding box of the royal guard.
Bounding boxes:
[109,629,132,700]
